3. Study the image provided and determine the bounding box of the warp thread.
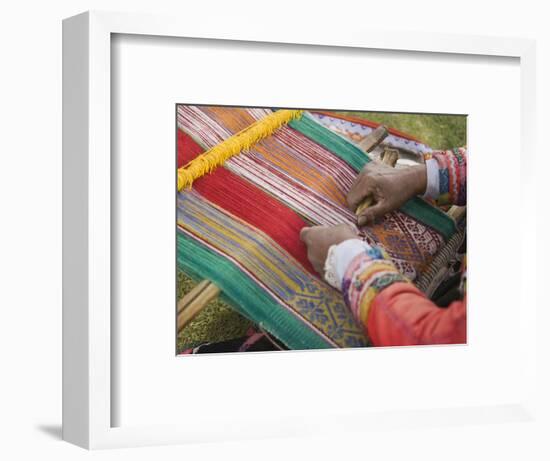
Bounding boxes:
[177,109,303,190]
[178,131,316,274]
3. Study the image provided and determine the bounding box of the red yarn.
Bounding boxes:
[177,130,205,167]
[179,129,316,275]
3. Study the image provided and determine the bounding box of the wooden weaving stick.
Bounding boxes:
[177,280,220,333]
[355,147,399,216]
[357,125,389,153]
[446,205,466,222]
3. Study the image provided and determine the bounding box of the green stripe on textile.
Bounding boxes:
[399,198,456,239]
[290,113,370,171]
[289,113,456,240]
[177,231,333,350]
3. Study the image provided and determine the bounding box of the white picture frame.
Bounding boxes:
[62,10,540,450]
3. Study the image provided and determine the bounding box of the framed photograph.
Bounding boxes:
[63,10,539,449]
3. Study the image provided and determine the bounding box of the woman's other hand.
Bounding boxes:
[299,223,358,275]
[347,162,427,226]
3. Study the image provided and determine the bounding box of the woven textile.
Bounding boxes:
[177,106,457,349]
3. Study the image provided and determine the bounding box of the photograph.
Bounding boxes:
[176,105,467,354]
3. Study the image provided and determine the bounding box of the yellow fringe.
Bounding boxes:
[178,109,304,190]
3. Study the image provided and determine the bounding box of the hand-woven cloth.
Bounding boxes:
[177,106,457,349]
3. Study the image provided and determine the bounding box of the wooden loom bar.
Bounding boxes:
[357,125,389,153]
[177,280,220,332]
[447,205,466,222]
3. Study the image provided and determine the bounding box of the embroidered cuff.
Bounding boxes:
[341,252,410,326]
[426,148,467,206]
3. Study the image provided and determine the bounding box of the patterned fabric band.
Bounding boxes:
[341,248,411,327]
[423,148,467,206]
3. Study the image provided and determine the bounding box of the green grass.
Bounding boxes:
[335,111,467,150]
[177,270,252,352]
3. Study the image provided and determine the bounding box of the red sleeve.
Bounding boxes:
[367,282,466,346]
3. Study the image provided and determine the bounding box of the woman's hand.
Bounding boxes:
[347,162,427,226]
[300,223,358,275]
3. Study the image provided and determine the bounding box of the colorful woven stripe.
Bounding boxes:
[177,106,457,348]
[179,131,316,274]
[178,232,340,349]
[178,191,368,349]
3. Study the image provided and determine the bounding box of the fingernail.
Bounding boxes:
[357,216,366,227]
